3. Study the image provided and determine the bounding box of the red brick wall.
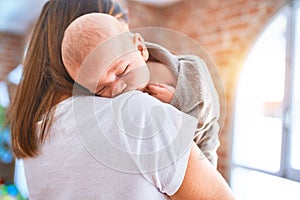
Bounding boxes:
[0,33,26,81]
[127,0,288,181]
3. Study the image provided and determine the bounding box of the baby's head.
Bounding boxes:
[61,13,149,97]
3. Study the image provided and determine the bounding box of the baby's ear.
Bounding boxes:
[132,33,149,61]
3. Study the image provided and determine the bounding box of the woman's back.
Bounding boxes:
[24,92,195,200]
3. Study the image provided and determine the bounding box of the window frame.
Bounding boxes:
[285,0,300,182]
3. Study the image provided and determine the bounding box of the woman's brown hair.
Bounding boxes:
[9,0,128,158]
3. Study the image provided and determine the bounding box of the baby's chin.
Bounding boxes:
[135,82,149,92]
[109,83,147,98]
[121,86,144,94]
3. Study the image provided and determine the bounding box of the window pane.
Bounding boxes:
[0,82,9,108]
[290,5,300,170]
[231,167,300,200]
[232,13,287,172]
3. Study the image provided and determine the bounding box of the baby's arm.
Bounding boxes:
[146,83,175,103]
[170,56,221,167]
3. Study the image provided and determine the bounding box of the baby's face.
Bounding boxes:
[95,49,150,98]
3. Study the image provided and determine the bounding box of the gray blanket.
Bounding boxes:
[146,42,220,167]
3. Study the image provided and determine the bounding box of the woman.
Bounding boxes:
[9,0,235,199]
[10,0,128,158]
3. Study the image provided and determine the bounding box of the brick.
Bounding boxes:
[0,33,26,81]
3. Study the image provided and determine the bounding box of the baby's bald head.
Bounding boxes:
[61,13,127,79]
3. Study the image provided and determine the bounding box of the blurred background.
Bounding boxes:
[0,0,299,199]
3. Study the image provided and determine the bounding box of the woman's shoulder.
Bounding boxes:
[54,91,189,124]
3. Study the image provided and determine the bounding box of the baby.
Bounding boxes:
[61,13,220,166]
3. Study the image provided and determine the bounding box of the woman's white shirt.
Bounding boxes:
[24,91,197,200]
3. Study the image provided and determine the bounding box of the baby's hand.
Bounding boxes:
[147,83,175,103]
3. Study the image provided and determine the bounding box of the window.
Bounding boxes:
[231,1,300,199]
[289,0,300,180]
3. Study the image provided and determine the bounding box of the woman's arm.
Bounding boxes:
[170,143,236,200]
